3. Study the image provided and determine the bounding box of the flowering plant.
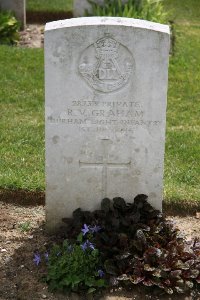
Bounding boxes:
[62,195,200,296]
[45,229,105,293]
[34,195,200,297]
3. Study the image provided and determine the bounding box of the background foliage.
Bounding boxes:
[86,0,169,24]
[0,10,20,45]
[26,0,73,13]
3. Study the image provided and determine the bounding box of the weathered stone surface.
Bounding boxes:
[45,17,170,231]
[0,0,26,28]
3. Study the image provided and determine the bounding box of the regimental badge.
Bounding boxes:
[79,34,134,93]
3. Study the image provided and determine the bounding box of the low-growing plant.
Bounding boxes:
[36,230,106,294]
[115,221,200,294]
[61,195,200,295]
[19,221,31,232]
[0,10,20,45]
[34,195,199,296]
[86,0,169,24]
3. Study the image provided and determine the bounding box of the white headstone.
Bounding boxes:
[45,17,170,231]
[0,0,26,28]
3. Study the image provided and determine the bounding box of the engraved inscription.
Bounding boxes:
[71,100,140,108]
[47,98,162,133]
[79,139,131,198]
[79,34,134,93]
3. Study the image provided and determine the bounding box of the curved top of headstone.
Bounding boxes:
[45,17,170,35]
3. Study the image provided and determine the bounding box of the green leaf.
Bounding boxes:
[95,279,106,287]
[77,232,83,243]
[0,10,19,45]
[87,287,96,294]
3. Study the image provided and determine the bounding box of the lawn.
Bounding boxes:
[26,0,73,12]
[164,0,200,23]
[0,47,44,190]
[0,0,199,206]
[163,0,200,205]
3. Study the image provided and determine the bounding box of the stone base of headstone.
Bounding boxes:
[0,0,26,29]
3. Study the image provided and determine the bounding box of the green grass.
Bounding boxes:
[0,1,200,206]
[26,0,73,12]
[164,0,200,23]
[0,47,44,190]
[164,17,200,203]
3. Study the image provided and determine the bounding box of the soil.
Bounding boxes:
[19,24,44,48]
[26,11,73,24]
[0,197,199,300]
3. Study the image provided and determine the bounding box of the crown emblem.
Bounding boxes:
[79,34,134,93]
[94,36,119,59]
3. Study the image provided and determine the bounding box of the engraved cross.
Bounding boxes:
[79,139,131,198]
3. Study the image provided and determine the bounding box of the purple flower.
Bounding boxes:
[81,241,88,251]
[98,269,105,278]
[81,224,90,236]
[88,241,95,250]
[81,240,95,251]
[33,253,41,266]
[90,225,101,233]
